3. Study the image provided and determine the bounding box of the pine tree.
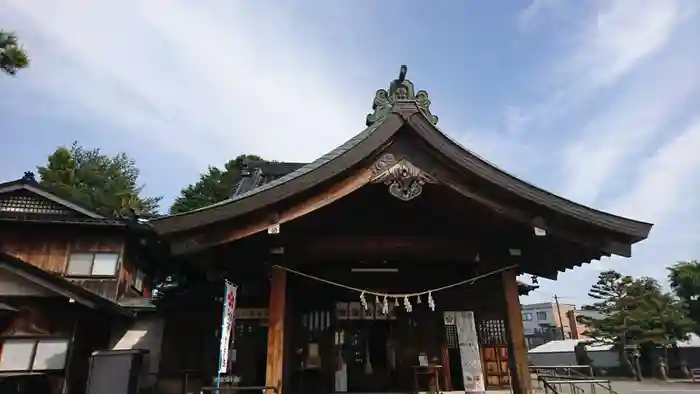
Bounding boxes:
[0,30,29,75]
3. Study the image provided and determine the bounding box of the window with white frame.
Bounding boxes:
[66,252,119,276]
[0,338,70,372]
[522,312,533,321]
[536,311,548,320]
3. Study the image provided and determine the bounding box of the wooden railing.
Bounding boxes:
[540,377,614,394]
[530,365,594,378]
[531,365,617,394]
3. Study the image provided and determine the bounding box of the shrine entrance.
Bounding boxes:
[289,272,437,394]
[285,265,506,394]
[231,315,269,387]
[341,317,396,393]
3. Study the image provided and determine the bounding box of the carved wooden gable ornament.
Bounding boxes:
[371,153,437,202]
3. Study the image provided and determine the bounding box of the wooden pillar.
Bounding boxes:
[266,266,287,394]
[502,268,531,394]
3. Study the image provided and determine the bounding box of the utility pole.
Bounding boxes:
[554,295,566,340]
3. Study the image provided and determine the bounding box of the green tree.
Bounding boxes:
[581,271,692,377]
[37,142,162,217]
[155,154,264,301]
[668,261,700,332]
[581,270,637,375]
[1,30,29,75]
[623,277,693,345]
[169,154,263,214]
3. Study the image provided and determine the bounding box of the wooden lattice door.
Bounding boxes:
[477,318,510,388]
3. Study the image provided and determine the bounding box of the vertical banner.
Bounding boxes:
[455,311,486,393]
[218,281,238,374]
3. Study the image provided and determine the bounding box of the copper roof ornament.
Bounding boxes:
[366,65,438,126]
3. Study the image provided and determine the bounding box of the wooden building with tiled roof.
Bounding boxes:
[0,172,164,394]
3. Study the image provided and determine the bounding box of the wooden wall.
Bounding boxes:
[0,224,134,300]
[0,297,118,394]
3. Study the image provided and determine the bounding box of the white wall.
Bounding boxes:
[530,351,619,369]
[109,314,165,387]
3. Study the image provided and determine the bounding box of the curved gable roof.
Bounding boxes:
[406,113,651,240]
[152,67,652,245]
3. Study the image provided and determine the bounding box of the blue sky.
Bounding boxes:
[2,0,700,305]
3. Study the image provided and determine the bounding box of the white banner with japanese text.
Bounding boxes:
[455,311,486,393]
[218,281,238,374]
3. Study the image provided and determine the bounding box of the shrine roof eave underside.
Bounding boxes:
[151,103,652,244]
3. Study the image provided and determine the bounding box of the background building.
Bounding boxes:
[521,302,576,348]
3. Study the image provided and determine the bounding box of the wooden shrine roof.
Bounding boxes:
[152,66,652,248]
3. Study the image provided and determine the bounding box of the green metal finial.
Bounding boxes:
[366,65,438,126]
[398,65,407,82]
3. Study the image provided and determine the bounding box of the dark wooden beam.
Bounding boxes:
[275,236,539,267]
[286,235,478,259]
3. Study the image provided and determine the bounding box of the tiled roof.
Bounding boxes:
[0,173,104,219]
[231,162,307,197]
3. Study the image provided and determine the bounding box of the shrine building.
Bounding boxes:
[150,66,652,394]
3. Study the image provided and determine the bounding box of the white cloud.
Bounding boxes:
[2,0,378,168]
[514,0,700,207]
[504,1,696,212]
[516,0,566,31]
[518,0,689,131]
[557,0,685,90]
[535,118,700,302]
[508,0,698,208]
[560,54,700,204]
[606,118,700,223]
